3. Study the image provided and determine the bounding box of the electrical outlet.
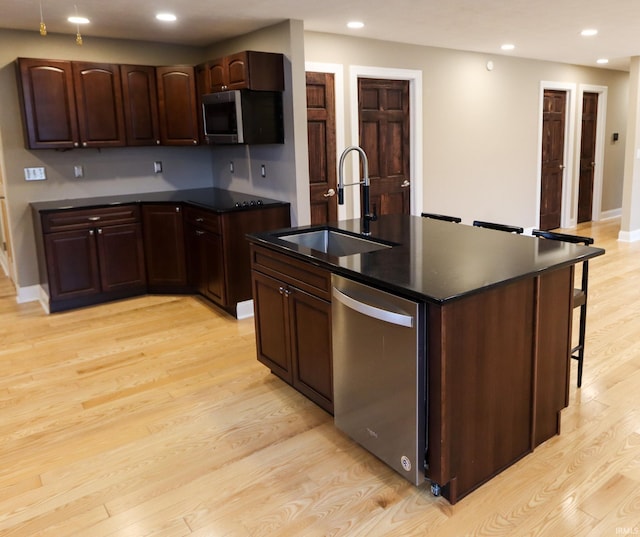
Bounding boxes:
[260,164,266,178]
[24,167,46,181]
[154,161,163,173]
[73,165,84,178]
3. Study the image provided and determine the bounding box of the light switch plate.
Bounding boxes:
[24,167,46,181]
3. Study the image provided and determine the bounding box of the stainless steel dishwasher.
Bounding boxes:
[331,274,427,486]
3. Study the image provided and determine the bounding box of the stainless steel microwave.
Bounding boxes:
[201,89,284,145]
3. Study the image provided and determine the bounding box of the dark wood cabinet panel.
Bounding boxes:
[184,206,226,306]
[120,65,161,146]
[156,66,199,145]
[72,62,126,148]
[142,204,187,291]
[251,245,333,413]
[252,271,292,382]
[44,229,101,300]
[289,287,333,410]
[200,51,284,93]
[40,205,146,310]
[17,58,79,149]
[96,223,147,293]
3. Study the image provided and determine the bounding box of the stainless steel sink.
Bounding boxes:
[277,228,393,256]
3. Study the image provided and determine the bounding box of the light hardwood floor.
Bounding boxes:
[1,218,639,536]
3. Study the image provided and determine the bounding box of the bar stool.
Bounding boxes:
[532,229,594,387]
[473,220,523,234]
[421,212,462,223]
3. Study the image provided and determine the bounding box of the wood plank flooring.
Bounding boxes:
[1,218,639,536]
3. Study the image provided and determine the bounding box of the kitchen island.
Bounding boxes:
[247,214,604,504]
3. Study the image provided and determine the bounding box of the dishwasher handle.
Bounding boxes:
[332,286,414,328]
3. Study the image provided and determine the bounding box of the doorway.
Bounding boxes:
[539,89,567,230]
[306,71,338,225]
[578,92,598,223]
[358,78,411,215]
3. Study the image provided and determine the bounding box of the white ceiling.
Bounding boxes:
[2,0,639,71]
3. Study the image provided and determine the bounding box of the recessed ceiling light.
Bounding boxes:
[156,13,177,22]
[581,29,598,37]
[67,16,90,24]
[347,21,364,29]
[597,58,609,65]
[501,43,515,51]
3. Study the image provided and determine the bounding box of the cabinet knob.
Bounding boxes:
[74,142,79,147]
[156,140,161,145]
[82,142,87,147]
[192,140,198,145]
[88,216,101,221]
[89,229,94,236]
[97,228,103,234]
[195,230,205,236]
[195,217,204,223]
[175,206,180,213]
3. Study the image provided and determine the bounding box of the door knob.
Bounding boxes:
[559,164,565,170]
[401,179,410,188]
[323,188,336,198]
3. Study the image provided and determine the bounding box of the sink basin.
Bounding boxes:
[277,228,393,256]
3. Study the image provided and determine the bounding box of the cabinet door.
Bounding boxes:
[142,204,187,290]
[72,62,126,147]
[156,66,199,145]
[96,223,147,293]
[252,271,292,383]
[17,58,79,149]
[44,229,100,300]
[205,58,227,92]
[200,229,226,305]
[289,288,333,412]
[225,52,250,90]
[120,65,160,146]
[185,224,226,306]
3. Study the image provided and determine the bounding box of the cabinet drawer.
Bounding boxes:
[184,206,220,233]
[250,244,331,301]
[42,205,140,233]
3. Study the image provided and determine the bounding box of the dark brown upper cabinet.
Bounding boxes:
[17,58,80,149]
[200,51,284,93]
[120,64,161,146]
[72,62,127,148]
[156,66,199,146]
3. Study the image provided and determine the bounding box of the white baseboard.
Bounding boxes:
[236,299,254,320]
[618,228,640,242]
[599,208,622,220]
[16,284,41,303]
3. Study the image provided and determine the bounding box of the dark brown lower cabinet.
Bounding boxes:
[251,244,333,413]
[42,208,147,312]
[142,204,187,292]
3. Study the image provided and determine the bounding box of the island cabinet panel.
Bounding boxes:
[120,65,161,146]
[199,51,285,93]
[427,267,574,504]
[40,205,147,311]
[251,244,333,413]
[141,204,187,292]
[17,58,79,149]
[72,62,126,148]
[156,66,199,146]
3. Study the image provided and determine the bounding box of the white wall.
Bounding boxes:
[304,32,628,227]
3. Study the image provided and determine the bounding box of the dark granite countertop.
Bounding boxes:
[247,214,605,304]
[30,188,289,213]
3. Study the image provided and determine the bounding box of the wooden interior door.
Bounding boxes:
[306,72,337,224]
[540,89,567,230]
[578,92,598,223]
[358,78,410,215]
